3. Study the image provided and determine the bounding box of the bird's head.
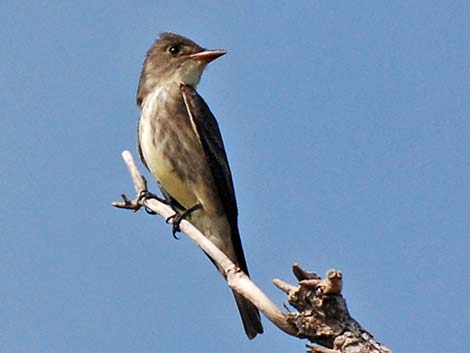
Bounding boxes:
[137,32,225,105]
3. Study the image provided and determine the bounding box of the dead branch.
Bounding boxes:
[274,265,392,353]
[113,150,393,353]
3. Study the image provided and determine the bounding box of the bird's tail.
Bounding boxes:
[232,290,263,339]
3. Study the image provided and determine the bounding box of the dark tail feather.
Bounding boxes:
[232,290,263,339]
[201,246,263,338]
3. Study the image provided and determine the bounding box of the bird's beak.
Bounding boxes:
[187,50,226,63]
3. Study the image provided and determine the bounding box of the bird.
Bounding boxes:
[136,32,263,339]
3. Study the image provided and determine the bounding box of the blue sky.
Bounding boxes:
[1,1,469,352]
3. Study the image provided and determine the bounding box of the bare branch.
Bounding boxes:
[112,151,297,336]
[122,150,147,194]
[113,151,393,353]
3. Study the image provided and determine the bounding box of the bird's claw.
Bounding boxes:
[165,203,202,239]
[166,213,183,239]
[137,190,166,203]
[136,190,169,215]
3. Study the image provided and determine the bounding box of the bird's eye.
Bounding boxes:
[168,45,180,55]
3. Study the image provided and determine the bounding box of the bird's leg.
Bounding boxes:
[166,203,202,239]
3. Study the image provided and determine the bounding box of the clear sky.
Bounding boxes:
[1,1,469,352]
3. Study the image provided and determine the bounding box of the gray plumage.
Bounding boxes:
[136,32,263,339]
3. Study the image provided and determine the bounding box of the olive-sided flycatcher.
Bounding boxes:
[136,32,263,339]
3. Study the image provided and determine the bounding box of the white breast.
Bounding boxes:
[138,86,171,179]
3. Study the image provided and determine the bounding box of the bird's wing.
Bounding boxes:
[180,83,249,275]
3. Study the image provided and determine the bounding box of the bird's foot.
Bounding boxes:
[137,190,168,214]
[166,203,202,239]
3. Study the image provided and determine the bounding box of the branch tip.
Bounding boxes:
[273,278,296,294]
[293,263,321,281]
